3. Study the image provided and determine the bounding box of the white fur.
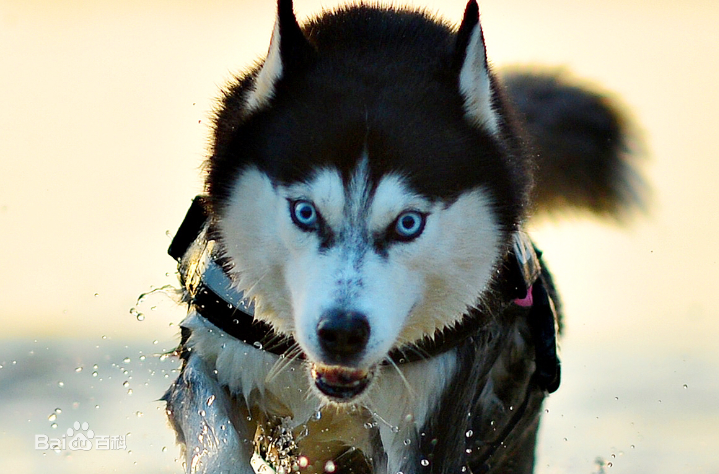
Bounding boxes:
[219,163,503,369]
[245,15,283,113]
[183,313,319,424]
[459,24,500,134]
[181,312,459,474]
[371,352,459,474]
[218,168,295,334]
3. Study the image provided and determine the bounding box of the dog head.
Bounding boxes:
[207,0,530,402]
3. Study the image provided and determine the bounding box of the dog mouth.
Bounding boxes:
[311,364,373,401]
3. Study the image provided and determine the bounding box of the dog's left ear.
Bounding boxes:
[454,0,499,134]
[245,0,316,112]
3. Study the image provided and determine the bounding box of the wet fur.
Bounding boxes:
[163,1,642,473]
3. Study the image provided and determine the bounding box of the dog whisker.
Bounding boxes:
[399,343,431,362]
[266,342,303,382]
[385,356,416,399]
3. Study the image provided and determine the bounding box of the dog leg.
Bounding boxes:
[165,353,255,474]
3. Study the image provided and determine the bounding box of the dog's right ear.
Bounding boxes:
[454,0,500,135]
[245,0,316,113]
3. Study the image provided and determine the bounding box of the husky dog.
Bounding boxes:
[163,1,642,473]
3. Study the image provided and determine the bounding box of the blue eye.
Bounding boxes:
[291,200,318,230]
[394,211,425,240]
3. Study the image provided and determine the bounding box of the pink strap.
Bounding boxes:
[514,285,533,307]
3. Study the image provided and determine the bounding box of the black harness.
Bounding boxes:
[169,195,560,393]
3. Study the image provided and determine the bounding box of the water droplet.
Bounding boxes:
[465,430,474,438]
[58,381,64,388]
[298,456,309,468]
[123,357,131,364]
[92,371,98,377]
[55,408,62,414]
[324,460,336,473]
[135,411,144,417]
[198,410,206,417]
[614,396,619,401]
[123,381,130,388]
[207,395,216,406]
[127,389,133,395]
[253,341,263,349]
[94,293,99,297]
[403,439,411,446]
[48,414,57,422]
[75,366,83,372]
[683,384,688,389]
[314,410,322,420]
[420,459,430,467]
[404,414,414,423]
[607,462,613,467]
[391,425,399,433]
[153,340,159,345]
[162,446,167,452]
[51,423,58,429]
[130,308,145,321]
[139,355,146,361]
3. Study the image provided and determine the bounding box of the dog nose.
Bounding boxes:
[317,309,370,363]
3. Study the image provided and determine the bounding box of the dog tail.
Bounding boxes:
[502,70,647,221]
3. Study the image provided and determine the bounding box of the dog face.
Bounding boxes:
[216,161,503,401]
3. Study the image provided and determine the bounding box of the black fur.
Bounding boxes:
[503,70,646,219]
[207,4,531,237]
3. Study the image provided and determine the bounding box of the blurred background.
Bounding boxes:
[1,0,717,472]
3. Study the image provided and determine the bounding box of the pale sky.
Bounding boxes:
[1,1,718,472]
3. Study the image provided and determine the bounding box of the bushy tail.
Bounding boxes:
[502,70,647,221]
